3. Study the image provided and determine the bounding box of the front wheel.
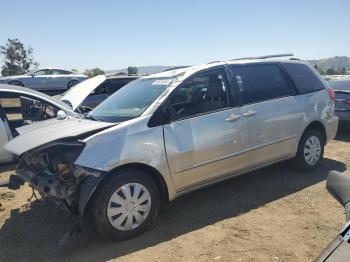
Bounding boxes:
[8,80,24,87]
[91,169,160,240]
[293,129,324,171]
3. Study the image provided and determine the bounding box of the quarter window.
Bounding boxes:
[283,63,325,94]
[51,69,71,75]
[33,69,51,76]
[169,71,228,120]
[229,64,291,105]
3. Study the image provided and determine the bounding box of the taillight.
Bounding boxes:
[327,88,336,101]
[343,99,350,106]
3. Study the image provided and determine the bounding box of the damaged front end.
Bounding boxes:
[13,140,102,214]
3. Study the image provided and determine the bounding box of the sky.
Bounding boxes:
[0,0,349,72]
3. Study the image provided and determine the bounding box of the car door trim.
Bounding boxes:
[173,134,297,174]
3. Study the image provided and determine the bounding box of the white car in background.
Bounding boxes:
[0,68,87,94]
[0,76,106,163]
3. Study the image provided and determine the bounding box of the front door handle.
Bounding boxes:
[243,110,256,117]
[225,114,241,122]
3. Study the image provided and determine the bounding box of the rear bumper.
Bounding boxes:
[325,115,339,143]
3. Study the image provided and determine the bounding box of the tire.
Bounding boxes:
[293,128,324,171]
[67,80,79,88]
[91,169,160,240]
[8,80,24,87]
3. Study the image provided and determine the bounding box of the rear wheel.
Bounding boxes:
[67,80,79,88]
[92,169,160,240]
[8,80,24,87]
[294,129,324,171]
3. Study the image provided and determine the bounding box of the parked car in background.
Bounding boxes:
[55,75,138,109]
[0,69,87,94]
[0,76,106,163]
[328,79,350,122]
[4,55,338,240]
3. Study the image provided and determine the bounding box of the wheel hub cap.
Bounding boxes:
[304,136,321,166]
[107,183,151,231]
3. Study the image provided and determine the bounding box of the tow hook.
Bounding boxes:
[8,174,25,190]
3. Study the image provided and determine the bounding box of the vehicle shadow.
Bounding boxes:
[0,158,347,262]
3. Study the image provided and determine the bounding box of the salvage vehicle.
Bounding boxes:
[0,75,106,163]
[5,54,338,240]
[328,79,350,123]
[0,68,87,94]
[315,171,350,261]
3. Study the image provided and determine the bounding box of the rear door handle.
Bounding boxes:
[225,114,241,122]
[243,110,256,117]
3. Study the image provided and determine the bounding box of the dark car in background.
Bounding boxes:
[55,75,138,109]
[329,79,350,123]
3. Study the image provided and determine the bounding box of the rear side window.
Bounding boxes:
[229,64,291,105]
[283,63,325,94]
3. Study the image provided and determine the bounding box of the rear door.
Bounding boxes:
[228,63,304,168]
[50,69,70,90]
[163,67,247,192]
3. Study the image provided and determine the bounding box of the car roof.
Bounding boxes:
[142,58,309,80]
[328,79,350,91]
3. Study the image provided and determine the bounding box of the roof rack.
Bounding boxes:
[230,53,294,61]
[162,66,190,72]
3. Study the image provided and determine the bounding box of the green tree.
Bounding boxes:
[84,68,105,78]
[341,66,346,75]
[326,66,336,75]
[0,38,39,76]
[127,66,138,75]
[314,64,325,75]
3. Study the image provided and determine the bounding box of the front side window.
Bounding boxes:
[89,77,173,122]
[283,63,325,94]
[229,64,291,105]
[168,70,228,120]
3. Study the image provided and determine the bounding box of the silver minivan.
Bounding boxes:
[5,57,338,240]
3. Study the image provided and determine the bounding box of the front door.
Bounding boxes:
[163,68,247,192]
[27,69,51,90]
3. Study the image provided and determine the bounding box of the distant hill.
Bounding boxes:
[308,56,350,71]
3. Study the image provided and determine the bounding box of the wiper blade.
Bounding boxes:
[84,114,99,121]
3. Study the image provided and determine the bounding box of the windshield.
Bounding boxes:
[88,77,173,122]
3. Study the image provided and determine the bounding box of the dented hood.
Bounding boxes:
[5,117,116,156]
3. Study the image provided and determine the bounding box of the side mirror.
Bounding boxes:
[57,110,68,120]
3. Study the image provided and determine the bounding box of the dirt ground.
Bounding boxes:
[0,126,349,262]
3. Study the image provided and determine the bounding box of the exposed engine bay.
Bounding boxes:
[13,140,100,213]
